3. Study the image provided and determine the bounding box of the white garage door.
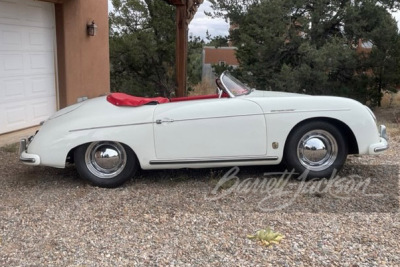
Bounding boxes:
[0,0,57,134]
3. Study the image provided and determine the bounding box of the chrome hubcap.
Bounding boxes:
[85,142,127,179]
[297,130,338,171]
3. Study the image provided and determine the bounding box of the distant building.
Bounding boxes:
[202,46,239,82]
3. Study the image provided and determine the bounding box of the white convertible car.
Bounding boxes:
[20,72,388,187]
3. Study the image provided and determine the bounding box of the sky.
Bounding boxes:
[188,1,229,39]
[108,0,229,40]
[108,1,400,40]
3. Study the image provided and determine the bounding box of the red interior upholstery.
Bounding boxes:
[107,93,169,107]
[107,92,229,107]
[170,93,228,102]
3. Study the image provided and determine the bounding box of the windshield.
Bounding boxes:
[220,72,252,97]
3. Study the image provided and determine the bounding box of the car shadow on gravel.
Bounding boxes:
[130,164,288,185]
[8,165,85,187]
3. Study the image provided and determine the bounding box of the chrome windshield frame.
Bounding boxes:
[219,71,252,98]
[220,72,236,98]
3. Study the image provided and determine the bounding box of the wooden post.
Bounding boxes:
[175,5,187,97]
[164,0,203,97]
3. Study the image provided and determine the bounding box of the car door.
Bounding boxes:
[153,98,267,159]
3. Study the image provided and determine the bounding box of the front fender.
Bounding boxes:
[255,96,382,159]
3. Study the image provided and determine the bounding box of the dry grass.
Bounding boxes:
[189,80,216,96]
[375,107,400,125]
[381,91,400,108]
[0,143,19,153]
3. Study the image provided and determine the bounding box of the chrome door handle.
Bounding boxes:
[156,118,174,124]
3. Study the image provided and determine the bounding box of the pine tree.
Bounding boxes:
[109,0,176,97]
[208,0,400,106]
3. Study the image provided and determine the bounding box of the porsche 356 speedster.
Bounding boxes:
[20,72,389,187]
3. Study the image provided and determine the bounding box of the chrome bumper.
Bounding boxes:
[19,138,40,165]
[369,125,389,154]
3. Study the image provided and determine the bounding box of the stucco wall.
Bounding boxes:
[55,0,110,108]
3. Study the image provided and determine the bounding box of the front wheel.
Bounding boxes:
[284,121,348,179]
[74,141,138,188]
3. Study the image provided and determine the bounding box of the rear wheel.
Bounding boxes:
[74,141,138,188]
[284,121,348,179]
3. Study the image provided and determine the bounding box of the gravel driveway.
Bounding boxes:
[0,109,399,266]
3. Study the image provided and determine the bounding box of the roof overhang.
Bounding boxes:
[38,0,67,3]
[163,0,186,6]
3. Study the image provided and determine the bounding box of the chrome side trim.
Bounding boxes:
[267,108,351,114]
[270,109,295,112]
[149,157,279,165]
[70,114,266,131]
[162,113,264,124]
[69,122,153,132]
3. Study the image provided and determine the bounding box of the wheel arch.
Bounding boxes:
[284,117,359,155]
[66,141,142,169]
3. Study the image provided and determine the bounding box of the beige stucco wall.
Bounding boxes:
[55,0,110,108]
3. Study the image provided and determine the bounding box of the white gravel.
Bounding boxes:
[0,109,399,266]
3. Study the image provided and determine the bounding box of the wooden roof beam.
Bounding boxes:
[164,0,186,5]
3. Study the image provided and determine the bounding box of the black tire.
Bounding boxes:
[74,141,138,188]
[284,121,348,179]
